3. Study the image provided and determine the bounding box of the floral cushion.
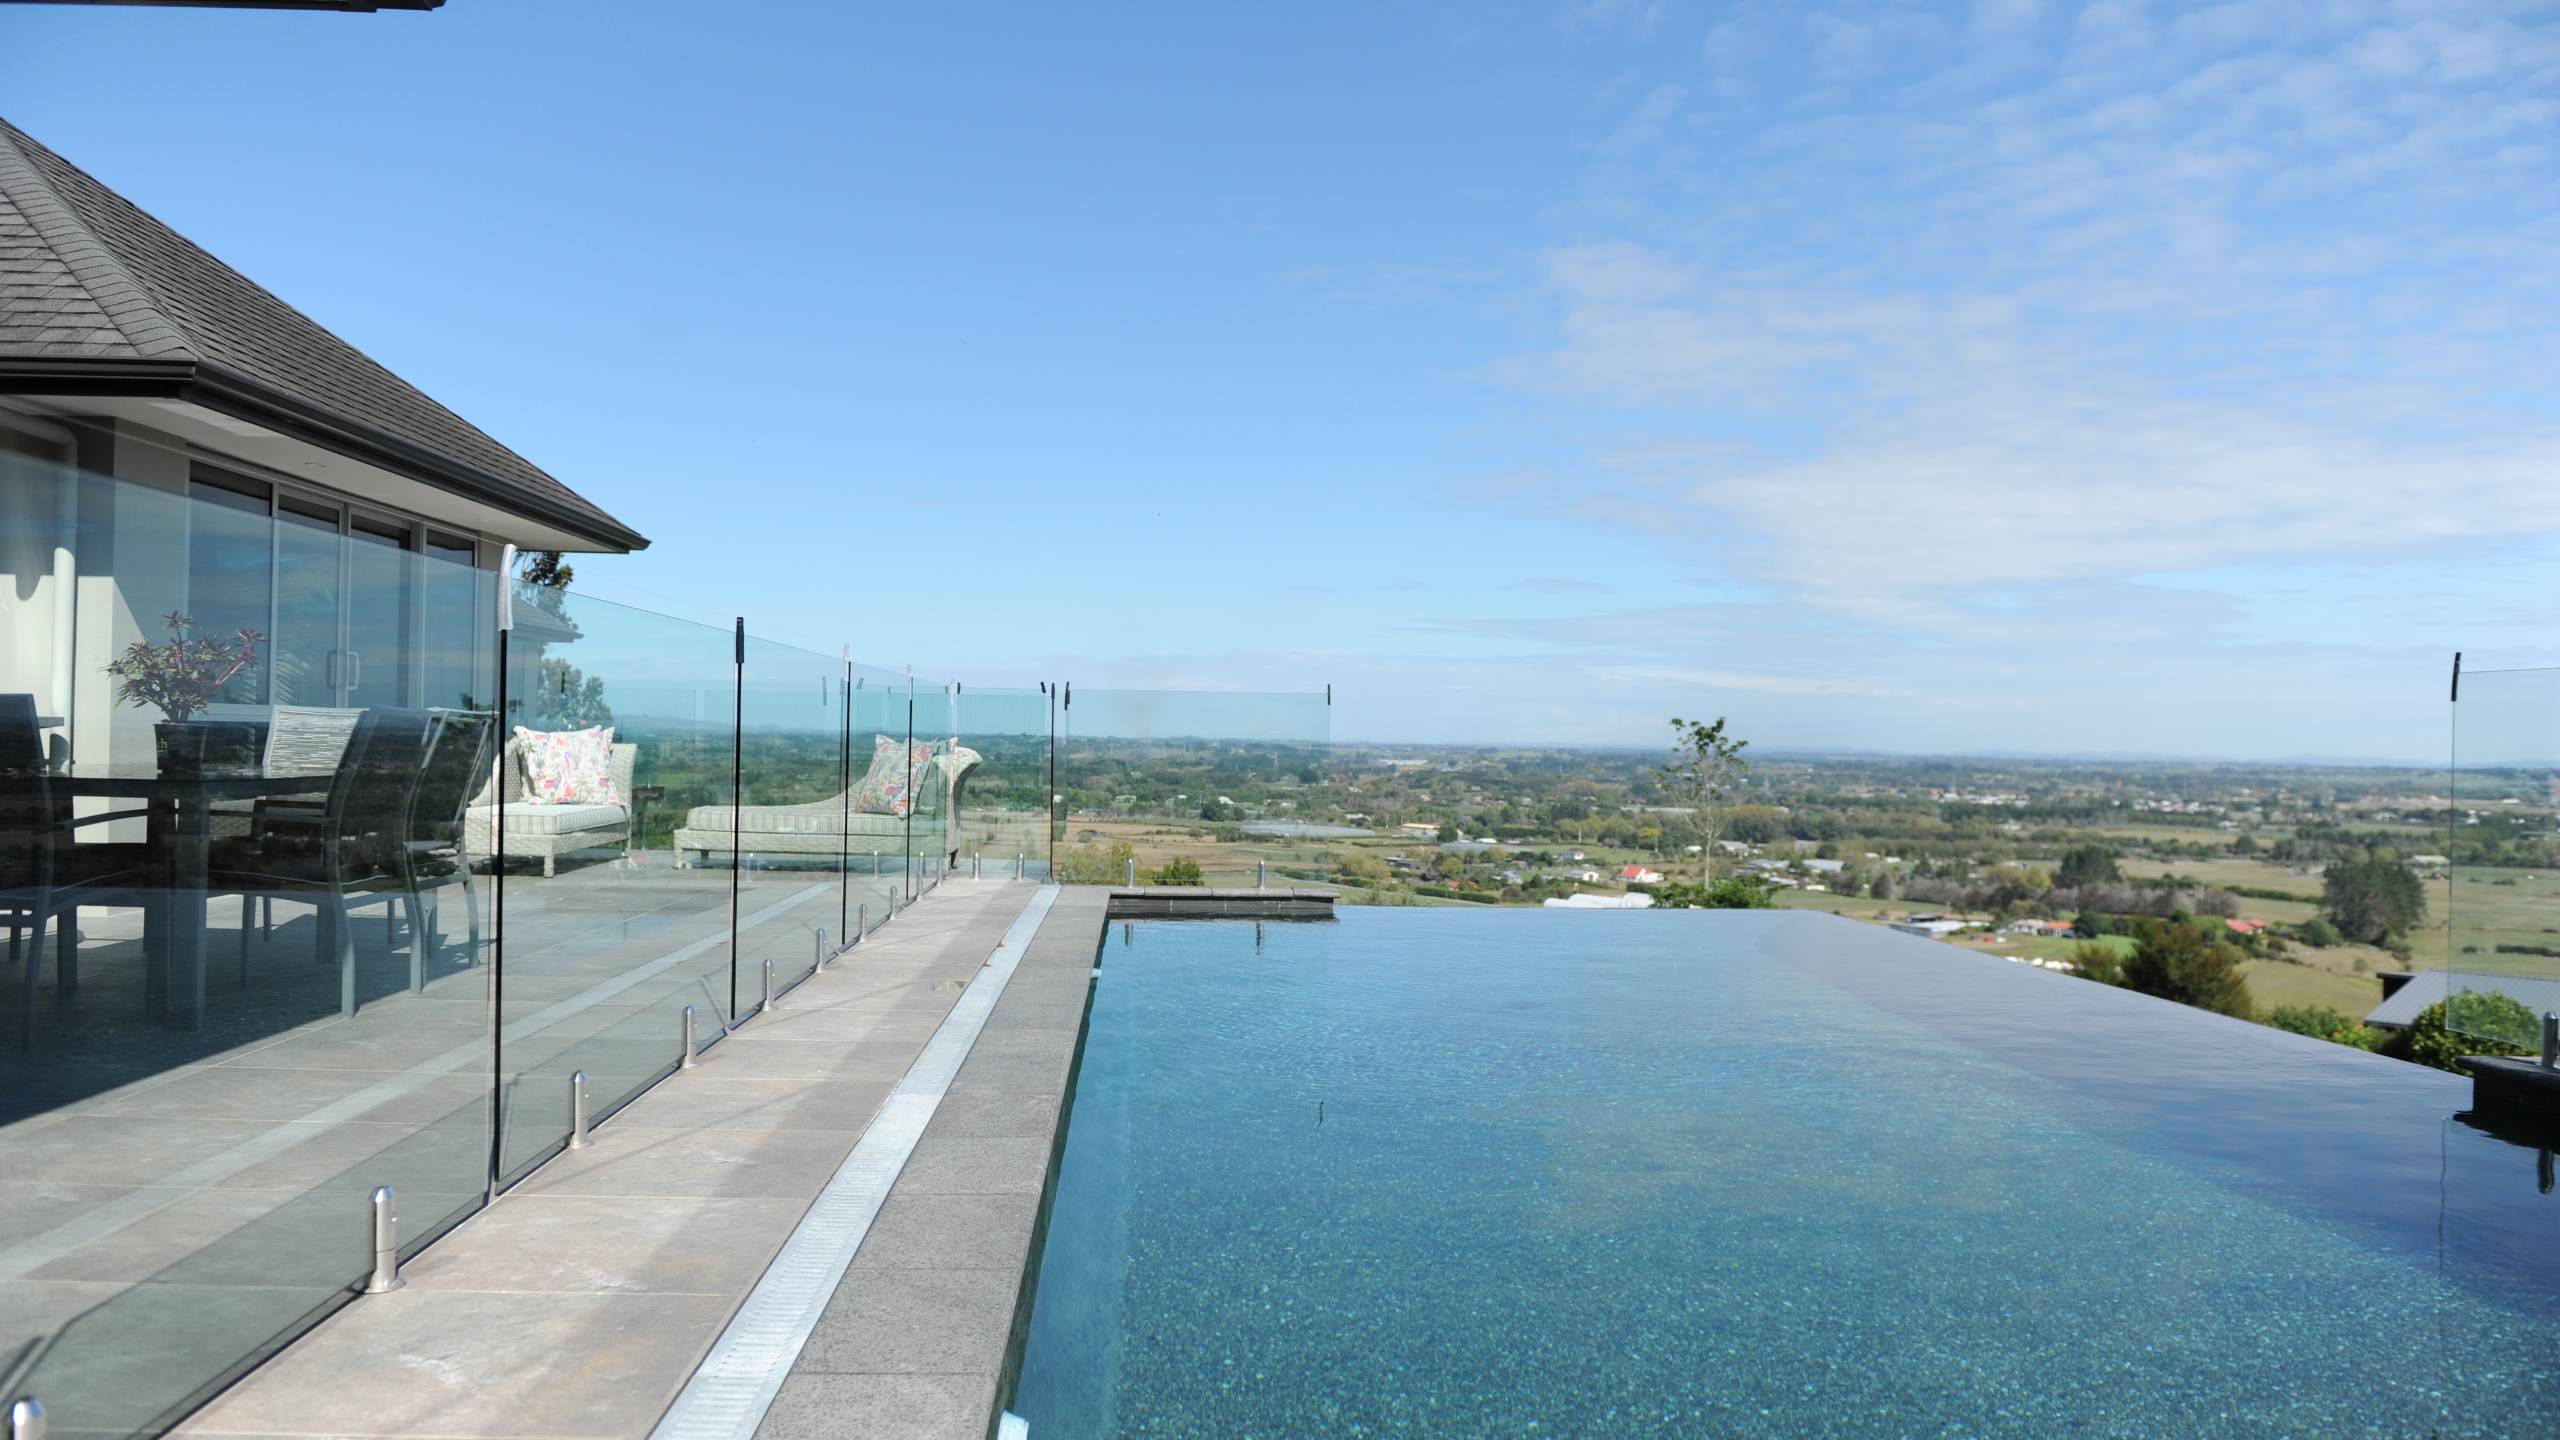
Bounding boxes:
[514,726,620,806]
[852,735,933,817]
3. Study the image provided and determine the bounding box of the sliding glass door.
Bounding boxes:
[187,463,477,711]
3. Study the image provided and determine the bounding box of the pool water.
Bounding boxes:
[1010,910,2560,1438]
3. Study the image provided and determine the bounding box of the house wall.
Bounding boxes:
[82,422,192,783]
[0,409,78,742]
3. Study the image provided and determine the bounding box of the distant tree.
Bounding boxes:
[2230,833,2260,857]
[2056,844,2122,889]
[2293,917,2342,948]
[2120,918,2254,1019]
[1150,856,1204,886]
[2264,1006,2379,1050]
[1726,811,1781,846]
[1868,869,1896,900]
[1436,821,1458,843]
[531,657,613,730]
[2319,857,2426,945]
[1663,716,1748,884]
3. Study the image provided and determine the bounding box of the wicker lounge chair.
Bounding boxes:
[461,735,639,877]
[671,743,980,868]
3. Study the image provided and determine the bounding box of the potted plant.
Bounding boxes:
[103,612,264,774]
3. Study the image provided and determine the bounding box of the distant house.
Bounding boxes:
[1397,822,1439,839]
[1805,859,1846,875]
[1892,918,1970,938]
[2225,919,2269,936]
[2006,918,2078,937]
[2406,854,2451,869]
[1618,864,1665,885]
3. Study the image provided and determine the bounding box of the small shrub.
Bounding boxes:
[1653,876,1778,910]
[1149,856,1205,886]
[2383,997,2534,1074]
[2264,1006,2380,1050]
[2068,940,2123,986]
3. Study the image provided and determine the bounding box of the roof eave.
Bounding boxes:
[0,356,649,554]
[189,363,651,554]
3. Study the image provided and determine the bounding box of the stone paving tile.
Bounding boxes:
[848,1191,1041,1273]
[959,1027,1080,1060]
[916,1090,1061,1140]
[796,1266,1020,1376]
[754,1371,994,1440]
[891,1135,1055,1196]
[593,1074,892,1133]
[943,1048,1076,1099]
[399,1194,808,1296]
[674,1037,919,1083]
[178,1290,735,1439]
[509,1124,868,1200]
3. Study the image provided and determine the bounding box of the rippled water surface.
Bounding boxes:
[1011,909,2560,1439]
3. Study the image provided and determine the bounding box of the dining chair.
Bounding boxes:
[399,708,497,992]
[211,708,433,1016]
[1,693,152,1048]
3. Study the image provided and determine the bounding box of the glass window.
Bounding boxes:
[347,513,411,708]
[186,467,275,705]
[422,533,485,710]
[272,497,343,706]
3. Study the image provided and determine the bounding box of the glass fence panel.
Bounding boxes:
[909,680,954,896]
[845,664,908,936]
[1057,687,1332,888]
[955,685,1052,879]
[2,448,498,1435]
[2449,666,2560,1051]
[491,587,737,1182]
[731,635,849,1011]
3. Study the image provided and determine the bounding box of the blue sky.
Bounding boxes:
[7,1,2556,758]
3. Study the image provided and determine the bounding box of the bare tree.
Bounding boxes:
[1662,715,1749,884]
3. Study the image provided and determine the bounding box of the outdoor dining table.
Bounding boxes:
[47,762,340,1029]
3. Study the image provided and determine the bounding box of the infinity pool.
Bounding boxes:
[1012,909,2560,1438]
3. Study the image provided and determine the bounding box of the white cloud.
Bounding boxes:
[1503,0,2560,623]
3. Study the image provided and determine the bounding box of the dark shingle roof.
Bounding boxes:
[2365,970,2560,1029]
[0,116,643,551]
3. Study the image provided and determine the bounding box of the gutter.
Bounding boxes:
[0,359,649,554]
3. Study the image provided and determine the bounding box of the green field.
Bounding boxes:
[2240,961,2383,1017]
[2120,856,2323,901]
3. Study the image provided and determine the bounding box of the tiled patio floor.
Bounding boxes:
[171,878,1036,1440]
[0,846,929,1439]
